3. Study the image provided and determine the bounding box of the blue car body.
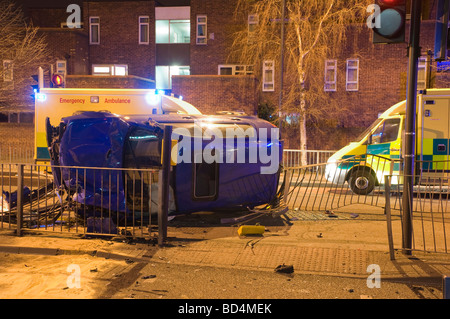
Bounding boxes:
[47,111,283,215]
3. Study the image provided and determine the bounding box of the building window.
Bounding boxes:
[156,65,190,90]
[218,65,254,75]
[324,59,337,92]
[196,15,207,45]
[92,64,128,76]
[248,14,258,33]
[346,59,359,91]
[155,19,190,44]
[56,60,67,77]
[3,60,13,82]
[0,113,8,122]
[262,60,275,92]
[417,57,427,90]
[89,17,100,45]
[0,112,34,123]
[139,16,150,44]
[20,112,34,123]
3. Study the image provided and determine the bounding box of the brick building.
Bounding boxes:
[2,0,450,151]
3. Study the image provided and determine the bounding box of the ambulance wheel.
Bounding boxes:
[349,170,375,195]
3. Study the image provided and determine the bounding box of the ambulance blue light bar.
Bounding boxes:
[35,90,46,102]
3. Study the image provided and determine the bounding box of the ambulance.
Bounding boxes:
[325,88,450,194]
[34,87,201,163]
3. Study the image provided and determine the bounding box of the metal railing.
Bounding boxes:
[282,155,392,211]
[280,156,449,254]
[0,163,170,243]
[0,144,34,164]
[385,174,449,255]
[282,149,335,173]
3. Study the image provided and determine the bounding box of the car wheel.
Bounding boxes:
[349,169,375,195]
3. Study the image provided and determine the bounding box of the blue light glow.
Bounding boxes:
[145,91,161,105]
[36,93,46,102]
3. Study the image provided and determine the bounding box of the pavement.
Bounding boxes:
[0,205,449,300]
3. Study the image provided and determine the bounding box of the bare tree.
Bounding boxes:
[0,0,49,106]
[228,0,371,163]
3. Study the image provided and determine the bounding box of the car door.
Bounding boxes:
[366,117,402,181]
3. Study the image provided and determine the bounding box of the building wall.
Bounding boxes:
[189,0,239,75]
[82,1,155,79]
[66,75,155,89]
[172,75,259,115]
[40,29,90,76]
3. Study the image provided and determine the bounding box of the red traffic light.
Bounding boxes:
[378,0,405,6]
[51,74,64,87]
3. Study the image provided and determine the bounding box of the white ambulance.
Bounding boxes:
[34,87,201,163]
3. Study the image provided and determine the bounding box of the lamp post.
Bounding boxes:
[278,0,286,130]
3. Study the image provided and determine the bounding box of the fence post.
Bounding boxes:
[384,175,395,260]
[283,169,291,204]
[158,125,172,247]
[16,164,24,236]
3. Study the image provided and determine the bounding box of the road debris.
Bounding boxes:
[274,264,294,274]
[325,210,338,218]
[237,224,265,236]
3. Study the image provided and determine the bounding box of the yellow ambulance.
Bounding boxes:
[325,88,450,194]
[34,87,201,163]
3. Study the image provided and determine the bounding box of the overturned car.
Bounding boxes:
[46,111,283,219]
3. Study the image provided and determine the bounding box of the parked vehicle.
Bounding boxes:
[325,88,450,194]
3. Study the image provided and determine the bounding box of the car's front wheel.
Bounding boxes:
[348,169,375,195]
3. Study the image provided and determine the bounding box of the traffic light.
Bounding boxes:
[434,0,450,61]
[30,67,44,98]
[51,73,65,88]
[30,74,39,93]
[372,0,406,44]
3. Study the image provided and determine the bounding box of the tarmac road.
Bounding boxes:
[0,206,448,305]
[104,256,443,300]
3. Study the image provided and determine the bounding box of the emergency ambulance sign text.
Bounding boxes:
[58,98,132,104]
[60,98,85,104]
[104,98,131,104]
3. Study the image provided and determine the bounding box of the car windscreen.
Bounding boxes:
[355,118,383,143]
[124,127,163,168]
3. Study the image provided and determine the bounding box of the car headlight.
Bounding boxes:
[325,160,337,178]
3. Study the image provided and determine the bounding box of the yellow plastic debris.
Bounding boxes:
[237,224,265,236]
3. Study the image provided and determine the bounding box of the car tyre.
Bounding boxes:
[349,169,375,195]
